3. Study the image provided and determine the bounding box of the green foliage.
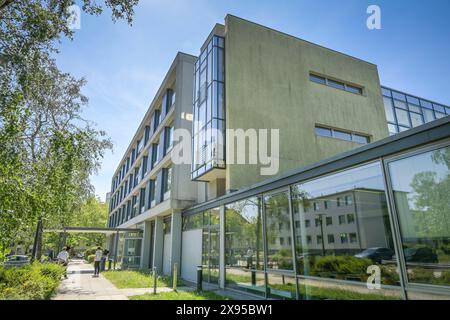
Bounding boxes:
[87,254,96,264]
[311,255,372,280]
[0,262,64,300]
[0,0,138,257]
[102,270,184,289]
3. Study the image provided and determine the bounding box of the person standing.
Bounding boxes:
[93,247,102,277]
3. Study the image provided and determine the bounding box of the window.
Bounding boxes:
[164,126,174,154]
[310,73,363,95]
[345,195,353,205]
[395,108,410,127]
[423,108,435,123]
[305,219,310,227]
[338,215,346,224]
[316,235,323,245]
[327,234,335,244]
[315,218,321,227]
[326,216,333,226]
[149,180,156,207]
[347,214,355,224]
[295,221,300,228]
[340,233,348,244]
[337,197,342,207]
[388,145,450,288]
[306,236,312,244]
[313,202,320,211]
[264,191,293,270]
[279,237,285,245]
[410,112,424,127]
[327,79,345,90]
[324,201,329,209]
[162,166,172,200]
[309,74,326,85]
[349,233,357,243]
[314,126,332,137]
[392,91,406,101]
[315,125,370,144]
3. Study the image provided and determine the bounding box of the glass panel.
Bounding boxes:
[352,134,369,144]
[388,123,398,136]
[435,112,446,119]
[392,91,406,101]
[381,87,392,97]
[225,197,264,270]
[327,79,345,90]
[333,130,352,141]
[310,74,326,85]
[394,99,407,109]
[383,97,395,122]
[389,145,450,288]
[423,109,435,123]
[433,104,445,113]
[225,269,266,297]
[421,100,433,109]
[410,112,424,127]
[265,191,294,271]
[292,162,402,300]
[395,108,410,127]
[407,96,420,106]
[315,126,332,137]
[267,273,297,300]
[409,104,421,113]
[345,84,362,95]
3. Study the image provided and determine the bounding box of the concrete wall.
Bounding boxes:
[224,15,389,191]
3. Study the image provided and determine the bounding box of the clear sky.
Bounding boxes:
[54,0,450,201]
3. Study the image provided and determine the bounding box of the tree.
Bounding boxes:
[0,0,139,257]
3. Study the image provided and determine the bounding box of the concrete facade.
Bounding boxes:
[223,15,388,191]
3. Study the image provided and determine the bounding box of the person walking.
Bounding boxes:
[93,247,103,277]
[57,246,70,279]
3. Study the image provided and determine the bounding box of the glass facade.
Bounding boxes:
[382,86,449,135]
[192,35,225,179]
[183,136,450,299]
[388,145,450,293]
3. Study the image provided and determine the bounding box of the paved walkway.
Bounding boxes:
[52,260,176,300]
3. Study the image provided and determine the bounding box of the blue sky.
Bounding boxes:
[55,0,450,201]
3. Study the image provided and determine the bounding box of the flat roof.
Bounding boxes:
[184,116,450,215]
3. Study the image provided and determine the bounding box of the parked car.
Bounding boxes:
[2,255,31,267]
[402,247,438,263]
[354,247,394,263]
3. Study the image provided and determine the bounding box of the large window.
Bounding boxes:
[225,197,265,296]
[264,191,294,271]
[192,35,225,179]
[291,162,402,299]
[162,166,172,200]
[388,144,450,289]
[382,87,449,136]
[202,208,221,284]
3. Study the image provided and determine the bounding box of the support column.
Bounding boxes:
[153,216,164,273]
[141,220,153,269]
[219,205,225,289]
[170,210,182,276]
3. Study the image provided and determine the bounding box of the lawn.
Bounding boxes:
[130,290,230,300]
[102,269,184,289]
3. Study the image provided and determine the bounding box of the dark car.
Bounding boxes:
[354,247,394,263]
[403,247,438,263]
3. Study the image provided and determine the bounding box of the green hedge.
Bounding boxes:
[0,262,65,300]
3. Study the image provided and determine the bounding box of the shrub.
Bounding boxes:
[87,254,96,264]
[84,247,98,260]
[311,255,372,281]
[0,262,65,300]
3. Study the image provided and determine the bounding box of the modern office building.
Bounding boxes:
[107,15,450,299]
[107,52,199,271]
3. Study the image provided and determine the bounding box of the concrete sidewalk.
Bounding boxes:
[53,260,180,300]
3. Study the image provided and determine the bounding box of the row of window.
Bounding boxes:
[279,232,358,246]
[108,166,172,228]
[109,123,174,214]
[315,125,370,144]
[382,87,449,135]
[302,196,353,213]
[309,73,363,95]
[291,213,355,229]
[111,89,175,196]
